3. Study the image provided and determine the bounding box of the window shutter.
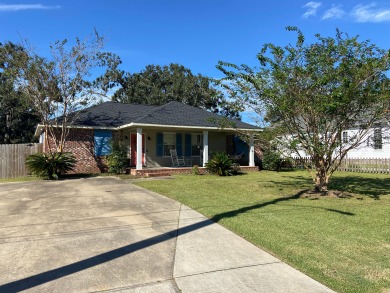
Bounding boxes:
[156,132,163,156]
[176,133,183,156]
[185,133,192,157]
[94,130,112,156]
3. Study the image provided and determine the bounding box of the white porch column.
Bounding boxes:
[203,130,209,167]
[249,133,255,167]
[136,128,142,170]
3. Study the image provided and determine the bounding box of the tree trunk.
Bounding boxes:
[314,168,329,192]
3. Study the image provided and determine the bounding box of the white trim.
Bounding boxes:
[136,128,143,170]
[249,134,255,167]
[203,131,209,167]
[118,122,262,132]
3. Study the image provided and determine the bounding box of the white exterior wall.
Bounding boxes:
[284,128,390,159]
[343,128,390,159]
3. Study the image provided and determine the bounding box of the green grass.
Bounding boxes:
[134,170,390,293]
[0,176,41,183]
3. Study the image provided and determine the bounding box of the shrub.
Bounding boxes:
[107,140,128,174]
[205,152,234,176]
[192,164,200,175]
[26,152,77,179]
[261,149,281,171]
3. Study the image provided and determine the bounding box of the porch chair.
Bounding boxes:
[170,149,185,167]
[228,152,244,163]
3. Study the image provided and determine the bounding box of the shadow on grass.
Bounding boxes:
[329,175,390,199]
[0,187,354,292]
[210,189,355,222]
[59,173,100,180]
[268,173,389,199]
[261,175,312,189]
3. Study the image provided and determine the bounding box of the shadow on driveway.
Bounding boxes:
[0,189,350,292]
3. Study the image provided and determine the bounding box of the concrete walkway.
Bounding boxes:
[0,177,335,292]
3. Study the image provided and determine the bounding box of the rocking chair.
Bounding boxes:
[170,149,185,167]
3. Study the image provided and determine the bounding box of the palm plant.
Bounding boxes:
[205,152,234,176]
[26,152,76,179]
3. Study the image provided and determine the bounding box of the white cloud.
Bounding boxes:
[302,1,322,18]
[0,4,61,12]
[322,5,346,20]
[351,3,390,22]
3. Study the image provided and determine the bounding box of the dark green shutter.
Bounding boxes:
[176,133,183,156]
[185,133,192,157]
[156,132,163,156]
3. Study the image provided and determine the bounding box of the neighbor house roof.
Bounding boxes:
[35,101,261,136]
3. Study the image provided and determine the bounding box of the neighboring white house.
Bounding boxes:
[340,127,390,159]
[279,126,390,159]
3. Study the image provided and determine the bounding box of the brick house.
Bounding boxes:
[35,101,262,174]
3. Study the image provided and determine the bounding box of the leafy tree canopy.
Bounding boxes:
[217,27,390,192]
[0,42,40,143]
[112,63,241,119]
[17,32,122,153]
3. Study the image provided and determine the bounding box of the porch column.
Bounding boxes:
[136,128,142,170]
[203,130,209,167]
[249,133,255,167]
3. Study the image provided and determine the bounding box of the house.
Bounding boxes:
[283,126,390,160]
[339,127,390,158]
[35,101,262,174]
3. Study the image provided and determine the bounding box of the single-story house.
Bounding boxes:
[35,101,262,174]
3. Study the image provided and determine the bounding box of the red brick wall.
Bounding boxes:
[45,129,108,174]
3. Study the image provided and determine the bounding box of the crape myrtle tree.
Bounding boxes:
[17,32,121,154]
[113,63,241,119]
[0,42,40,143]
[217,27,390,192]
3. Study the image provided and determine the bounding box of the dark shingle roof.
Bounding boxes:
[71,101,260,130]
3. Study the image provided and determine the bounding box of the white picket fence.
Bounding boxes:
[292,157,390,174]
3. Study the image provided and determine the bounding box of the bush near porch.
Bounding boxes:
[134,170,390,293]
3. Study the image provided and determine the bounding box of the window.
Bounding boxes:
[163,133,176,156]
[342,131,348,144]
[191,134,203,156]
[374,128,382,149]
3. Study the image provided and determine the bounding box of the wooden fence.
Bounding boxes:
[292,157,390,174]
[0,143,43,179]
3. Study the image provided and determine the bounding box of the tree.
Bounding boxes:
[113,63,241,119]
[217,27,390,192]
[17,32,121,153]
[0,42,40,143]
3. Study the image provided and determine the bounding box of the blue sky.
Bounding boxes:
[1,0,390,80]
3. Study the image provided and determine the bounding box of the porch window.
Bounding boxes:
[191,134,203,156]
[163,133,176,156]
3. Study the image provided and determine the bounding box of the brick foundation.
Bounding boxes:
[130,166,259,176]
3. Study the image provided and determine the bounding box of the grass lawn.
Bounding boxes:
[0,176,40,183]
[133,170,390,293]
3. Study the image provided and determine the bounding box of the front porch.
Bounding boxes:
[129,166,259,177]
[125,128,256,171]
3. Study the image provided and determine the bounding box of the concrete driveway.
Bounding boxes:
[0,177,335,292]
